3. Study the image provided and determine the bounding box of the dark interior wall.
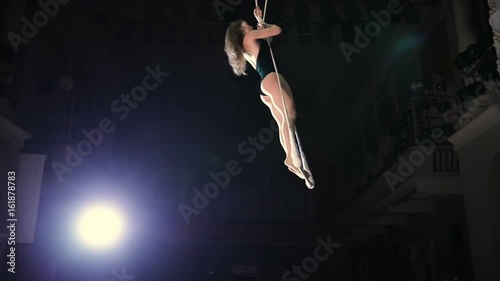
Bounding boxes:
[489,152,500,270]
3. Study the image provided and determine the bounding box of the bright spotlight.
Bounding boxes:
[76,204,125,249]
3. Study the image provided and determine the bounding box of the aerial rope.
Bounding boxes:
[255,0,315,189]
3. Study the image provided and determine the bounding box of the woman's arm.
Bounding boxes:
[244,23,282,40]
[247,7,280,40]
[257,22,273,43]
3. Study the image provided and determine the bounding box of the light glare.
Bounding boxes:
[76,204,125,248]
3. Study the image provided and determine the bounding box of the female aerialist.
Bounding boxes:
[224,6,311,182]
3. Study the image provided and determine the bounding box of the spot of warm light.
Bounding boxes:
[76,204,125,249]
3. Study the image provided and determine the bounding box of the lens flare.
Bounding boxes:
[76,204,125,249]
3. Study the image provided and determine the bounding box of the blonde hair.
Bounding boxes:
[224,20,247,76]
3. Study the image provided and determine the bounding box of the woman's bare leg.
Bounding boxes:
[261,73,303,176]
[260,94,304,179]
[260,95,286,156]
[271,75,302,168]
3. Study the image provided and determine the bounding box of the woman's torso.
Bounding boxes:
[242,38,261,69]
[243,38,274,80]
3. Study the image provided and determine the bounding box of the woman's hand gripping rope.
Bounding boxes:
[254,6,263,22]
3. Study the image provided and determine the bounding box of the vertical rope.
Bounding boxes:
[263,0,268,22]
[258,1,295,167]
[255,0,314,188]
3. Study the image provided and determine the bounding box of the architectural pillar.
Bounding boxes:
[448,103,500,281]
[451,0,477,52]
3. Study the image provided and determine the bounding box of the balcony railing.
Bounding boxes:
[433,145,460,172]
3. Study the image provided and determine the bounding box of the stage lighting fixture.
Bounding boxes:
[456,82,486,102]
[453,43,487,70]
[411,81,425,94]
[433,81,447,93]
[478,60,499,81]
[76,204,125,249]
[417,75,446,94]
